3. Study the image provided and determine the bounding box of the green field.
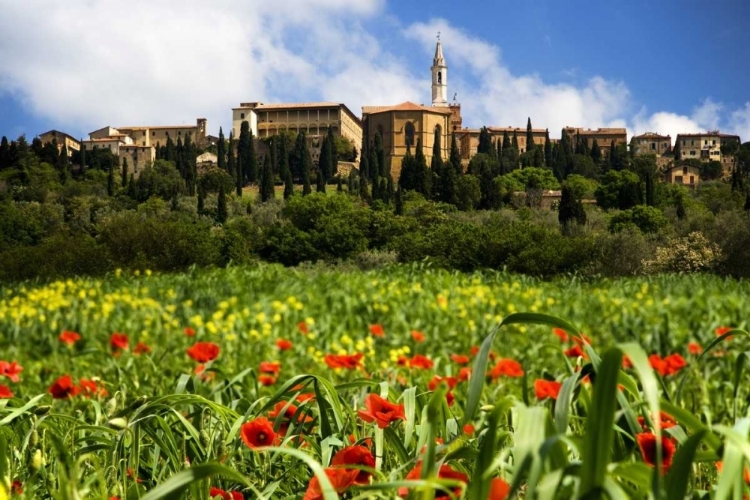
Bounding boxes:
[0,265,748,499]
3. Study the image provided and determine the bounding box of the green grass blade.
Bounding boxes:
[140,462,252,500]
[665,429,706,500]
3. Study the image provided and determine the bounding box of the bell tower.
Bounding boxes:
[431,33,448,107]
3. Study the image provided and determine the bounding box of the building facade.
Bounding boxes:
[458,126,549,160]
[38,130,81,155]
[665,163,700,188]
[632,132,672,156]
[231,102,362,161]
[562,127,627,157]
[675,131,741,177]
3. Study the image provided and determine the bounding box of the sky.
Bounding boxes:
[0,0,748,143]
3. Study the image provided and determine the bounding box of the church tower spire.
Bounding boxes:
[431,34,448,107]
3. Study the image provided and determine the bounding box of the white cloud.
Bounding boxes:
[0,5,746,145]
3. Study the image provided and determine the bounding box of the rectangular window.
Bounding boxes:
[241,113,245,119]
[142,141,145,146]
[651,143,656,150]
[683,167,688,175]
[675,175,683,184]
[152,131,155,136]
[690,176,695,184]
[690,150,696,156]
[178,131,181,136]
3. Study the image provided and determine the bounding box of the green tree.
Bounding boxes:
[79,140,86,174]
[337,175,343,192]
[359,142,370,181]
[327,126,339,177]
[701,160,724,181]
[107,156,116,196]
[544,129,552,168]
[595,170,643,210]
[318,134,333,182]
[395,184,403,215]
[375,130,386,178]
[197,185,205,213]
[398,145,416,191]
[455,174,481,210]
[284,168,294,199]
[526,118,533,155]
[217,183,228,223]
[316,168,326,193]
[450,132,462,176]
[430,126,443,200]
[217,127,226,172]
[260,154,275,202]
[227,131,237,180]
[278,134,290,183]
[591,139,602,163]
[558,184,586,228]
[414,138,431,196]
[121,157,129,187]
[609,205,667,234]
[478,127,493,155]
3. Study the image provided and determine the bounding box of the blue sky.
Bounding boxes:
[1,0,748,142]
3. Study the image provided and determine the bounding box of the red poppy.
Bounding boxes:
[184,327,196,337]
[463,424,475,436]
[716,461,750,484]
[127,468,143,484]
[78,378,107,398]
[409,354,434,370]
[358,394,406,429]
[445,391,455,406]
[59,330,81,345]
[398,462,468,498]
[552,328,569,342]
[688,342,702,355]
[259,375,276,386]
[259,361,281,375]
[297,321,309,335]
[572,334,592,346]
[324,353,363,370]
[240,417,277,448]
[636,432,676,473]
[716,326,734,340]
[458,367,472,382]
[209,487,243,500]
[0,361,23,383]
[622,356,633,369]
[450,354,470,365]
[186,342,220,363]
[396,356,409,366]
[11,479,22,495]
[411,330,426,342]
[564,345,587,358]
[303,468,359,500]
[194,364,215,382]
[648,354,667,376]
[534,379,562,400]
[268,401,313,434]
[331,445,375,484]
[489,478,511,500]
[470,346,480,356]
[0,384,13,398]
[110,333,129,352]
[664,353,686,374]
[368,324,385,338]
[276,339,293,351]
[490,359,524,379]
[637,411,677,431]
[428,375,458,392]
[49,375,77,399]
[133,341,151,355]
[296,393,315,403]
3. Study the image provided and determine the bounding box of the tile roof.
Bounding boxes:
[634,132,671,139]
[362,101,453,115]
[252,102,342,110]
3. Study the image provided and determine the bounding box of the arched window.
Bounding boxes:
[433,125,442,151]
[437,71,442,84]
[405,122,415,148]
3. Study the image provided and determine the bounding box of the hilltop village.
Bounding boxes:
[35,39,742,190]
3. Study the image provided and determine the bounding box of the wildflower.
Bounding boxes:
[428,375,458,392]
[716,461,750,483]
[268,401,313,435]
[184,327,196,337]
[276,339,293,351]
[715,326,734,340]
[258,375,276,386]
[489,478,511,500]
[78,378,107,398]
[209,487,243,500]
[331,445,375,484]
[0,384,13,398]
[358,393,406,429]
[297,321,309,334]
[572,334,592,346]
[637,411,677,431]
[369,324,385,338]
[398,462,468,498]
[470,346,480,356]
[296,393,315,403]
[688,342,702,355]
[110,333,129,353]
[411,330,426,342]
[463,424,475,436]
[324,353,363,370]
[259,361,281,375]
[133,341,151,355]
[186,342,220,363]
[458,367,472,382]
[664,353,687,374]
[564,345,587,358]
[303,468,359,500]
[0,361,23,383]
[49,375,77,399]
[240,417,277,448]
[127,468,143,484]
[409,354,433,370]
[450,354,470,365]
[636,432,676,473]
[534,379,562,400]
[622,356,633,369]
[552,328,568,342]
[59,330,81,346]
[490,359,524,379]
[10,479,23,495]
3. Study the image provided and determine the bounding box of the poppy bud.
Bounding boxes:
[31,449,45,470]
[33,405,51,416]
[29,429,39,447]
[108,417,128,430]
[131,395,148,409]
[105,397,118,417]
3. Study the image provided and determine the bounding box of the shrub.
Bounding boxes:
[455,175,481,211]
[609,205,667,234]
[642,231,722,274]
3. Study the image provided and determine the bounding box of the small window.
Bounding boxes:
[690,151,696,156]
[651,143,656,150]
[178,131,181,136]
[675,175,684,184]
[690,176,695,184]
[241,113,245,119]
[405,122,415,147]
[437,71,442,84]
[142,141,145,146]
[683,166,688,175]
[152,131,155,136]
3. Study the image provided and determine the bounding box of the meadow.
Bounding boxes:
[0,264,749,499]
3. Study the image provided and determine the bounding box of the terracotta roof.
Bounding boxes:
[634,132,671,139]
[676,132,740,139]
[565,127,627,135]
[38,130,80,143]
[362,101,453,115]
[120,144,153,149]
[118,125,198,130]
[489,127,548,134]
[84,138,124,143]
[252,102,342,110]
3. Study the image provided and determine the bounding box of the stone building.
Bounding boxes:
[38,130,80,155]
[665,163,700,188]
[230,102,362,161]
[675,131,741,177]
[562,127,628,157]
[632,132,672,156]
[457,126,549,160]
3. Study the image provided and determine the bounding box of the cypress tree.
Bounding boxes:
[591,139,602,163]
[107,157,116,196]
[127,174,137,199]
[217,128,226,171]
[121,157,129,187]
[502,130,511,150]
[327,126,339,177]
[80,140,86,174]
[278,134,290,183]
[386,175,394,205]
[399,144,415,191]
[675,190,686,219]
[347,173,355,194]
[414,138,431,196]
[302,143,312,196]
[58,144,69,183]
[375,131,386,178]
[558,185,586,229]
[371,171,379,200]
[260,153,275,202]
[369,142,379,182]
[319,134,333,182]
[450,132,462,176]
[238,121,251,183]
[155,142,162,161]
[284,168,294,199]
[197,185,205,213]
[0,136,9,171]
[166,135,176,163]
[217,183,227,223]
[431,126,443,200]
[478,127,492,155]
[236,156,243,197]
[337,176,343,192]
[512,130,519,151]
[183,133,196,195]
[544,130,552,168]
[609,140,617,170]
[316,168,326,193]
[227,131,236,179]
[526,118,534,155]
[358,173,368,200]
[379,178,389,203]
[395,184,404,215]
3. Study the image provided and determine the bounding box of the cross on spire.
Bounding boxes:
[437,31,441,41]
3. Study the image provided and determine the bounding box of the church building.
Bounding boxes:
[361,37,462,181]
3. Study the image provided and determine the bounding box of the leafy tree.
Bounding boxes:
[136,160,187,202]
[564,174,598,200]
[217,183,228,223]
[558,184,586,228]
[216,127,226,172]
[455,174,481,210]
[260,154,275,202]
[107,157,116,196]
[505,167,559,191]
[609,205,667,234]
[595,170,643,210]
[701,160,724,181]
